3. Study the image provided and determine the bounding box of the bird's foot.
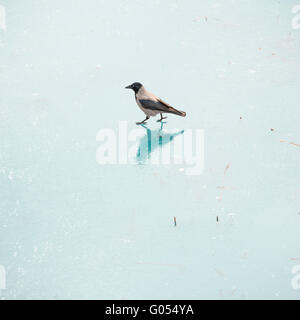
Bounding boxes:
[136,121,147,125]
[136,116,149,125]
[157,116,167,122]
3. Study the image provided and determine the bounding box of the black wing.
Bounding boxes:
[139,99,173,112]
[139,98,185,116]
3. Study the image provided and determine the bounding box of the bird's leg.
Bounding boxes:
[157,113,167,122]
[136,116,149,125]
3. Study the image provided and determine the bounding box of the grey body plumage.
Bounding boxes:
[125,82,186,124]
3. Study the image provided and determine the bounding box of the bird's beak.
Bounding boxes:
[125,85,132,89]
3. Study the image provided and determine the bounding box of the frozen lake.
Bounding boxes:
[0,0,300,299]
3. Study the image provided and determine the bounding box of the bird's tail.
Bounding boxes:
[168,107,186,117]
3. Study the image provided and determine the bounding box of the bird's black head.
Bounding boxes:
[125,82,143,93]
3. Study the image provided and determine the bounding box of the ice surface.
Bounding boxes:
[0,0,300,299]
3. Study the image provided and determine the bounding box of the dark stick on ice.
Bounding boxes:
[216,216,219,222]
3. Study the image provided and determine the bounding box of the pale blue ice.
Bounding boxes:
[0,0,300,299]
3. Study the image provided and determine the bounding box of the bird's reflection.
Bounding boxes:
[136,122,184,164]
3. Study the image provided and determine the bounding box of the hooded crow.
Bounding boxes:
[125,82,186,124]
